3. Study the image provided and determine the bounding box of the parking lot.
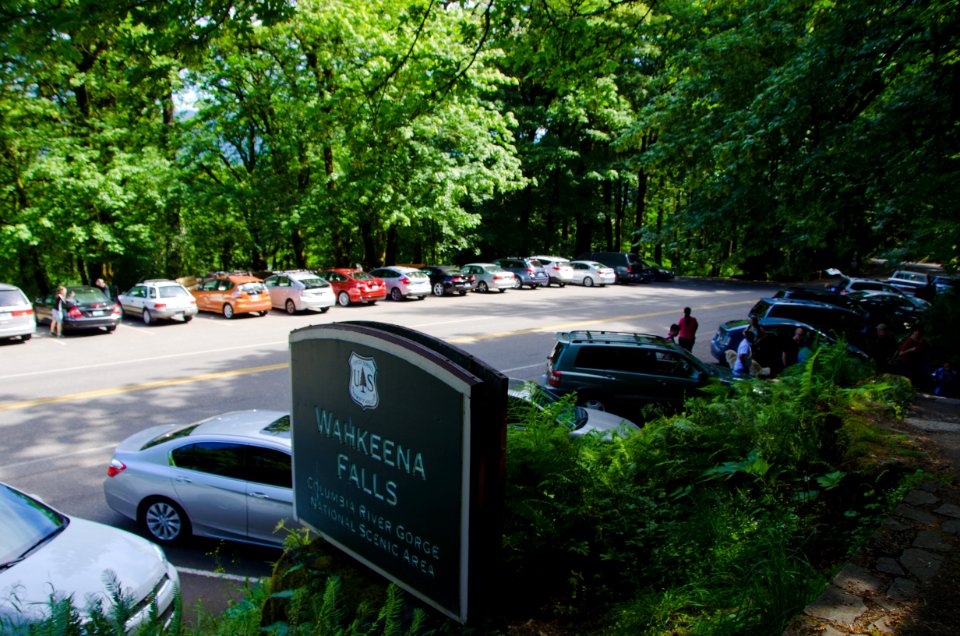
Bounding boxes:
[0,277,778,618]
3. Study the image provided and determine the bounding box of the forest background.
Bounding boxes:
[1,0,957,296]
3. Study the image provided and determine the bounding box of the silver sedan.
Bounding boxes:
[569,260,616,287]
[103,410,295,548]
[461,263,516,293]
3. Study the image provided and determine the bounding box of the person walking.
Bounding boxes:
[677,306,698,352]
[50,286,67,338]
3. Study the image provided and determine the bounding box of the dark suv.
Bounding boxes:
[578,252,655,284]
[749,297,872,350]
[544,330,731,419]
[493,257,550,289]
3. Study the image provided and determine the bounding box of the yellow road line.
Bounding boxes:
[3,299,753,410]
[0,363,288,413]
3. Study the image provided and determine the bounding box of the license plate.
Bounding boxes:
[92,310,105,316]
[0,314,9,321]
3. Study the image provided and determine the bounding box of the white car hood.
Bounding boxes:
[0,517,172,624]
[574,406,640,438]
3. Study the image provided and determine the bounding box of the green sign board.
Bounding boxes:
[289,322,505,623]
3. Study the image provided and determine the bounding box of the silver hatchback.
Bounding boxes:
[103,410,295,548]
[0,283,36,342]
[263,270,335,314]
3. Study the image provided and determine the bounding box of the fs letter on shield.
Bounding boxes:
[349,352,379,410]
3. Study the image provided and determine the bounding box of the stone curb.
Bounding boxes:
[784,480,960,635]
[784,398,960,635]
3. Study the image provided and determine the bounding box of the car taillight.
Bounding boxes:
[153,303,166,309]
[547,369,562,387]
[67,306,83,318]
[12,309,33,317]
[111,303,122,316]
[107,459,126,477]
[524,268,533,273]
[401,277,410,284]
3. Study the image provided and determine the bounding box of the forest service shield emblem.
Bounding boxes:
[349,352,379,410]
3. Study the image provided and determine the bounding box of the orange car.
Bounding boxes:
[320,269,387,306]
[191,273,272,319]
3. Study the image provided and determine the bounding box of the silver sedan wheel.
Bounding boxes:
[583,276,595,288]
[143,499,188,544]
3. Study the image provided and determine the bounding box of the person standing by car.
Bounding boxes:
[677,306,699,352]
[872,323,898,372]
[782,327,806,368]
[94,277,114,300]
[896,328,930,390]
[666,323,680,343]
[50,286,66,338]
[733,329,755,376]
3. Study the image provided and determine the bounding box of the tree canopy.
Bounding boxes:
[1,0,956,293]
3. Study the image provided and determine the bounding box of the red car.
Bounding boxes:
[320,269,387,307]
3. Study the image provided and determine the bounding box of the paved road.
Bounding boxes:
[0,277,778,619]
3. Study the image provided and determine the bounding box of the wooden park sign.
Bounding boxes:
[289,321,507,623]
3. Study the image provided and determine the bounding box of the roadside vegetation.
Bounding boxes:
[24,341,933,635]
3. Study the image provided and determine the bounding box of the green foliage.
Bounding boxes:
[499,344,919,633]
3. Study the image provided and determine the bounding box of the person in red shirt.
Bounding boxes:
[677,306,699,352]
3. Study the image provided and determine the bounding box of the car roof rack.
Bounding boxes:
[270,269,319,276]
[561,330,667,345]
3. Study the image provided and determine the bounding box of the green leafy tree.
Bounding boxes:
[642,0,960,278]
[180,0,525,272]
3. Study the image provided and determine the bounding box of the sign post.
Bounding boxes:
[289,322,506,623]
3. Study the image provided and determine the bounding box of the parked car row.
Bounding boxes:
[827,267,956,300]
[710,280,933,377]
[4,255,671,342]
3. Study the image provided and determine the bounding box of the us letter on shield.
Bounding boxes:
[349,352,379,410]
